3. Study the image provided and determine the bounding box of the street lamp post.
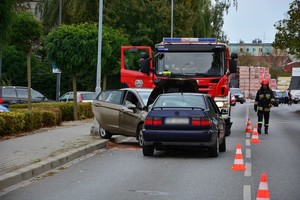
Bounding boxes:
[171,0,174,38]
[95,0,103,94]
[55,0,62,102]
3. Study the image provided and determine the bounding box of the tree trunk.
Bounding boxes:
[72,70,78,120]
[102,75,107,90]
[27,51,32,110]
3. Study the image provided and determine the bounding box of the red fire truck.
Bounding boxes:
[120,38,238,136]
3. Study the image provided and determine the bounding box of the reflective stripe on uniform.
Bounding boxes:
[259,94,264,99]
[265,124,269,126]
[265,108,270,111]
[258,121,263,124]
[266,94,271,99]
[258,106,263,111]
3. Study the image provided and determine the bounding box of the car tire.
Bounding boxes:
[143,145,154,156]
[99,126,112,139]
[240,102,244,104]
[137,124,144,147]
[219,136,226,152]
[208,137,219,157]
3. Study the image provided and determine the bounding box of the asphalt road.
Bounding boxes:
[0,102,299,200]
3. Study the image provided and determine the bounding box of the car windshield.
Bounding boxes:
[82,93,96,100]
[277,91,287,97]
[155,52,224,77]
[230,88,242,95]
[153,94,205,108]
[137,91,152,105]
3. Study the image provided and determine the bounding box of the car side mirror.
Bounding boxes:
[127,104,137,112]
[140,58,151,75]
[230,53,238,73]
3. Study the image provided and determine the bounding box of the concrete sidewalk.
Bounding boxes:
[0,119,116,190]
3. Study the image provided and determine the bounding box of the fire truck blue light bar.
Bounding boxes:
[163,38,217,43]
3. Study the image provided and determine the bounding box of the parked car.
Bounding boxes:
[292,92,300,104]
[59,91,97,102]
[230,94,236,106]
[272,90,279,107]
[92,88,152,145]
[1,86,49,106]
[230,88,245,104]
[142,92,226,157]
[273,90,289,104]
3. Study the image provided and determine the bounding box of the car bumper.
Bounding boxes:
[143,129,217,147]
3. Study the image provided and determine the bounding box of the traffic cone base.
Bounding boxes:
[256,173,270,200]
[231,144,246,171]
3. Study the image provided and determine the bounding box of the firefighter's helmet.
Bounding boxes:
[140,52,149,59]
[261,79,269,85]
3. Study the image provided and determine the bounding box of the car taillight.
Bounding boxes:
[191,117,211,126]
[144,116,162,125]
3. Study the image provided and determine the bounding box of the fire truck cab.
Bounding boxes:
[120,38,237,136]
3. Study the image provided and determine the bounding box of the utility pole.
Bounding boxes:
[171,0,174,38]
[55,0,62,101]
[95,0,103,94]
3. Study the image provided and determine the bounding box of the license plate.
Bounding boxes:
[165,117,189,124]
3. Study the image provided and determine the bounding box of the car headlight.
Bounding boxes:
[216,102,224,107]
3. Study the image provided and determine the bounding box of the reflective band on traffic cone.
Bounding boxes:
[245,118,252,133]
[256,173,270,200]
[231,143,246,171]
[251,125,260,144]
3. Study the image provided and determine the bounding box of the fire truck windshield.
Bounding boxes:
[156,52,225,77]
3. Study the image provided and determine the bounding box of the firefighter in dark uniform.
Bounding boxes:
[254,79,275,134]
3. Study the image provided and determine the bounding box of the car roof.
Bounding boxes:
[120,88,153,92]
[2,86,28,89]
[159,92,204,97]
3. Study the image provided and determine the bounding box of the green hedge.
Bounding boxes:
[0,102,93,136]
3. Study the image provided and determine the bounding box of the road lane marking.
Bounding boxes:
[245,148,251,158]
[243,185,251,200]
[246,139,251,146]
[246,132,251,138]
[244,163,251,177]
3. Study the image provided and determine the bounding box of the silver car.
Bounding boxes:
[92,88,152,145]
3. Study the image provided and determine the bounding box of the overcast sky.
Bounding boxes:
[223,0,294,43]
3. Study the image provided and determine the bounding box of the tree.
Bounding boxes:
[10,12,43,110]
[273,0,300,59]
[0,0,15,102]
[45,23,129,119]
[45,23,98,120]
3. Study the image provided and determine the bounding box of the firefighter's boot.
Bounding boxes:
[258,124,262,134]
[264,126,269,134]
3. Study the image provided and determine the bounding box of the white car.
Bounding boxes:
[59,91,96,103]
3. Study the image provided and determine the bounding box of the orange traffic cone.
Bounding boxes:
[245,118,252,133]
[251,125,260,144]
[231,143,246,171]
[256,173,270,200]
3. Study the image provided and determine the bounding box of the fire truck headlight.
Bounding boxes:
[216,102,224,108]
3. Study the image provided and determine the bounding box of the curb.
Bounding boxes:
[0,136,125,190]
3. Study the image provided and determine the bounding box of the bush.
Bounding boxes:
[0,112,25,135]
[1,102,93,136]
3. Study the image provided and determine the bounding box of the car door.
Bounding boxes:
[206,96,225,138]
[92,90,125,133]
[119,90,143,136]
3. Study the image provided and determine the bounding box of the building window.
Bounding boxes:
[246,48,249,52]
[253,48,256,52]
[240,48,243,53]
[259,48,263,53]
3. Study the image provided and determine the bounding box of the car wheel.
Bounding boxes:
[240,102,244,104]
[219,136,226,152]
[143,145,154,156]
[208,137,219,157]
[99,126,112,139]
[137,125,144,147]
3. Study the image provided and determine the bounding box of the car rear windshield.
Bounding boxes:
[230,88,242,94]
[154,94,205,108]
